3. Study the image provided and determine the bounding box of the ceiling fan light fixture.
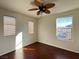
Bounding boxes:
[28,0,55,15]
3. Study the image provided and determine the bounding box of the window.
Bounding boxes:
[4,16,16,36]
[56,16,72,40]
[28,21,34,34]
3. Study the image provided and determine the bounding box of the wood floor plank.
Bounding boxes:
[0,42,79,59]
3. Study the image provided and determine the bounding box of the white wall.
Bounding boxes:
[38,8,79,53]
[0,7,79,56]
[0,8,38,56]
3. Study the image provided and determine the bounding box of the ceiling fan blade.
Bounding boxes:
[37,11,40,15]
[28,8,38,11]
[45,3,55,9]
[34,0,41,6]
[44,10,50,14]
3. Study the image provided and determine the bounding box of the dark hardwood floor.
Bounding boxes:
[0,42,79,59]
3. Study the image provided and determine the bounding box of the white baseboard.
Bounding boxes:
[38,41,79,54]
[0,41,37,56]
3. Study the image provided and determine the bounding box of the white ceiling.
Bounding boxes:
[0,0,79,18]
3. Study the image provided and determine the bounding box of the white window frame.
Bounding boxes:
[28,21,34,34]
[3,16,16,36]
[56,16,73,41]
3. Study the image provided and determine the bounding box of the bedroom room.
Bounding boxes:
[0,0,79,59]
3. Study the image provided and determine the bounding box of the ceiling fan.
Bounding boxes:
[28,0,55,15]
